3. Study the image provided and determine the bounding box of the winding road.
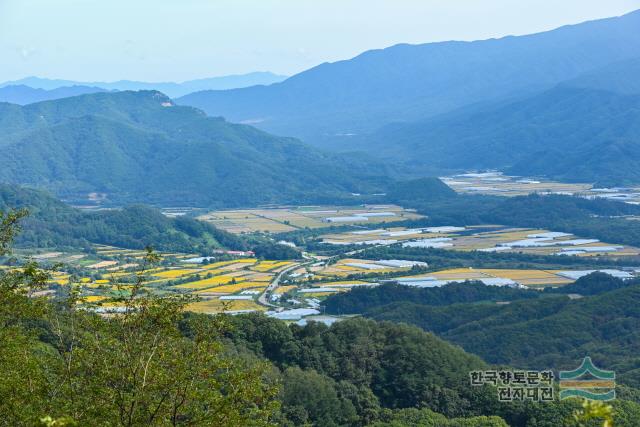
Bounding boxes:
[257,254,315,308]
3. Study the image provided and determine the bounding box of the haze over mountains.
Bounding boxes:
[0,72,286,104]
[0,85,111,105]
[176,9,640,185]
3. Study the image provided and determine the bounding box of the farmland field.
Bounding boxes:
[441,171,640,205]
[10,228,640,322]
[187,298,265,314]
[321,225,640,258]
[7,244,298,315]
[197,205,423,233]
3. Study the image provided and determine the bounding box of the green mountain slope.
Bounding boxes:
[0,184,245,253]
[357,282,640,387]
[364,87,640,185]
[0,91,386,206]
[226,313,640,426]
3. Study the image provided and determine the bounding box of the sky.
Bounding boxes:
[1,0,639,83]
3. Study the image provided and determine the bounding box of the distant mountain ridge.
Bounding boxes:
[0,72,287,99]
[0,90,386,207]
[0,85,110,105]
[176,10,640,148]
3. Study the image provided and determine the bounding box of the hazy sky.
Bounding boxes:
[1,0,639,82]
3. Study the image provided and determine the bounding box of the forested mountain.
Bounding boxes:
[0,85,108,105]
[363,86,640,185]
[325,280,640,388]
[0,72,287,98]
[0,184,245,253]
[323,282,541,315]
[224,314,640,426]
[386,177,457,203]
[0,91,386,206]
[177,10,640,147]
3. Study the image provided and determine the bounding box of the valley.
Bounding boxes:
[4,4,640,426]
[7,197,640,328]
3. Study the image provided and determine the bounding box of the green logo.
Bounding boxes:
[559,357,615,401]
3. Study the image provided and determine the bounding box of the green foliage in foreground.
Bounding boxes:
[0,213,278,425]
[223,312,640,427]
[369,408,508,426]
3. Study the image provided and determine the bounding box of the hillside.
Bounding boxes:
[363,86,640,185]
[176,10,640,147]
[0,91,386,206]
[387,177,457,203]
[224,313,640,426]
[0,184,245,253]
[357,283,640,387]
[323,282,541,315]
[0,85,108,105]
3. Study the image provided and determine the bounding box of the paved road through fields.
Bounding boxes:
[258,254,315,308]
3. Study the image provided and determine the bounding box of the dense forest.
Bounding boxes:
[323,275,640,390]
[322,282,541,315]
[0,91,387,207]
[0,184,303,259]
[0,184,246,253]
